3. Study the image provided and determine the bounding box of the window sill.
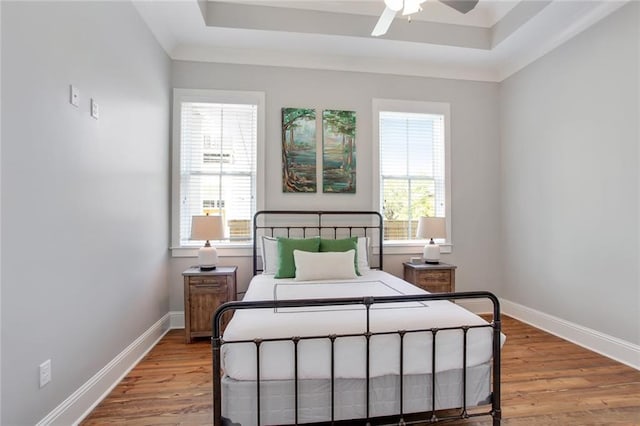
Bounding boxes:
[382,241,453,255]
[170,242,452,258]
[171,243,253,258]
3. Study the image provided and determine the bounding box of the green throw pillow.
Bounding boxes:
[275,237,320,278]
[319,237,360,275]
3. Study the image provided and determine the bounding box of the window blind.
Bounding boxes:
[379,111,445,240]
[179,102,257,245]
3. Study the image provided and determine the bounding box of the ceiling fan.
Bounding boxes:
[372,0,480,36]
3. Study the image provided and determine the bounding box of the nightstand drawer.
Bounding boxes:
[403,262,456,294]
[189,282,228,298]
[416,270,451,286]
[189,276,227,286]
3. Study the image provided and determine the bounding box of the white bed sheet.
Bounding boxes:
[222,270,504,381]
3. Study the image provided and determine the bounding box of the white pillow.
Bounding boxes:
[357,237,370,272]
[260,236,278,274]
[293,249,357,281]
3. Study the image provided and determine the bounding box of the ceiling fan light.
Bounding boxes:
[402,0,422,15]
[384,0,403,12]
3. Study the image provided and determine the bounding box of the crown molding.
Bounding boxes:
[172,44,501,82]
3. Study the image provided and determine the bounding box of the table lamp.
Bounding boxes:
[416,216,446,264]
[191,214,224,270]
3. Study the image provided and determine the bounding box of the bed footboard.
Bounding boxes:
[212,291,501,426]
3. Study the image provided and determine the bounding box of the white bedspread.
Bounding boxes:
[222,271,503,381]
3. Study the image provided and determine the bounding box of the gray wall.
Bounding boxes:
[3,2,635,422]
[1,2,171,424]
[170,62,502,309]
[500,2,639,343]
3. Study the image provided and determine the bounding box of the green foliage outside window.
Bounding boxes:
[383,178,435,240]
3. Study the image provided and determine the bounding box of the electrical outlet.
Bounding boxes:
[39,359,51,388]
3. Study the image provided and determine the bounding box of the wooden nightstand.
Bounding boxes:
[183,266,237,343]
[403,262,456,293]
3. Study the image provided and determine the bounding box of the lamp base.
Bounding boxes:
[423,243,441,264]
[198,245,219,271]
[424,260,440,265]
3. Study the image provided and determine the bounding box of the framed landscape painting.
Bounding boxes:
[282,108,317,193]
[322,110,356,193]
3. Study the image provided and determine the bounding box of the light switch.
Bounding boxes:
[70,85,80,107]
[91,98,99,119]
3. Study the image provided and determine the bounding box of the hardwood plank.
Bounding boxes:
[81,316,640,425]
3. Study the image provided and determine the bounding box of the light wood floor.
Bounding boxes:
[82,316,640,425]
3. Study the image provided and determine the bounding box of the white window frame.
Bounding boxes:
[171,88,265,257]
[372,98,452,254]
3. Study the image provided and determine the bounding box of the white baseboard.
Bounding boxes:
[36,314,171,426]
[169,310,185,329]
[500,299,640,371]
[453,297,638,370]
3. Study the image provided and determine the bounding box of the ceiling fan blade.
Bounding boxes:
[439,0,479,14]
[371,7,397,36]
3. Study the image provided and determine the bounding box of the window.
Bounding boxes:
[172,89,265,250]
[373,99,451,244]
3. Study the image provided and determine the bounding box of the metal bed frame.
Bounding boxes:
[212,211,501,426]
[251,210,385,275]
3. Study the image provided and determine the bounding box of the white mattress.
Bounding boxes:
[221,271,504,381]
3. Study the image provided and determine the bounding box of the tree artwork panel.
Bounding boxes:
[282,108,317,193]
[323,110,356,193]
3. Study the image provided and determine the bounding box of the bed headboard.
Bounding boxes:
[252,210,383,276]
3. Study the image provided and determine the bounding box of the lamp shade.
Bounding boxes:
[190,215,224,241]
[416,217,446,240]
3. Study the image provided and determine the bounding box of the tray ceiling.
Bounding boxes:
[134,0,628,81]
